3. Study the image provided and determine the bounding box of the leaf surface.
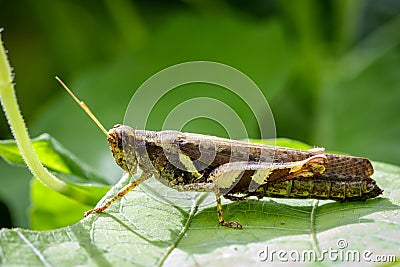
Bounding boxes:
[0,161,398,266]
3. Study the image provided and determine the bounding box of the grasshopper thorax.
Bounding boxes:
[108,124,138,174]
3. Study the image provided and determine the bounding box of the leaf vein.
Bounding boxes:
[310,199,321,256]
[16,231,52,267]
[156,193,207,266]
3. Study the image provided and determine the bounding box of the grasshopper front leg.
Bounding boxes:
[84,172,151,217]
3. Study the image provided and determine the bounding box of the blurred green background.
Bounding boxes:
[0,0,399,229]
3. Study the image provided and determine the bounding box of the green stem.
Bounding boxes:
[0,32,87,201]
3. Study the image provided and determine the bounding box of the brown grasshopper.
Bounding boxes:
[56,78,383,229]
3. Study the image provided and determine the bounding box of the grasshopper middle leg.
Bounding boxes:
[172,182,242,229]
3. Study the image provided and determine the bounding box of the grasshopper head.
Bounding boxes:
[108,124,138,173]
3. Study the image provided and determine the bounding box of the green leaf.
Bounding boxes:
[249,137,312,150]
[30,178,92,230]
[0,162,398,266]
[0,134,111,207]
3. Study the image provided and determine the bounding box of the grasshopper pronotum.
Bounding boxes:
[56,77,383,229]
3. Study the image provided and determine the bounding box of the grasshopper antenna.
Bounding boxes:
[55,76,110,138]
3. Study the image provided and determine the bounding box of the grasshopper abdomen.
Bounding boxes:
[250,177,382,201]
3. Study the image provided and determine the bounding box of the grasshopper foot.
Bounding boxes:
[220,220,242,229]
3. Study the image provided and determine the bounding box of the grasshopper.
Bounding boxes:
[56,78,383,229]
